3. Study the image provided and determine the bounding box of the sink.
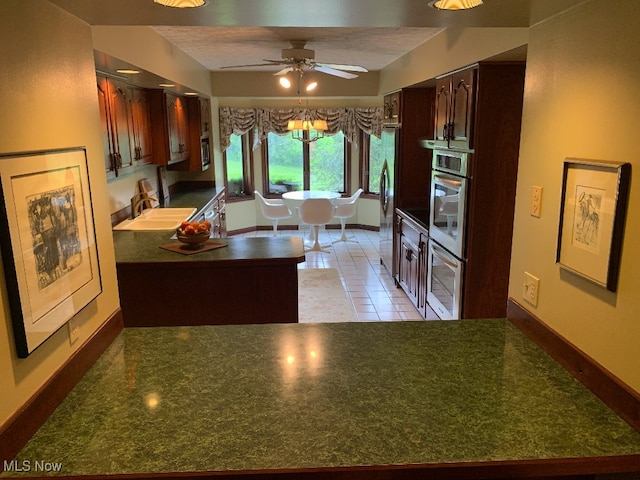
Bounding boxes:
[113,207,196,231]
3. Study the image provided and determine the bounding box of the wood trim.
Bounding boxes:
[0,310,124,464]
[507,298,640,432]
[2,455,639,479]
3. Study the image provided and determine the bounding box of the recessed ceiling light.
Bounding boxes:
[153,0,207,7]
[159,83,176,88]
[184,92,199,96]
[429,0,483,10]
[116,69,140,74]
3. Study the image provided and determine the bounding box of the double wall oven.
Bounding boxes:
[427,149,470,320]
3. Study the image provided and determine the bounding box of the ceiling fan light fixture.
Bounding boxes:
[279,77,292,89]
[305,80,318,92]
[429,0,483,10]
[153,0,207,8]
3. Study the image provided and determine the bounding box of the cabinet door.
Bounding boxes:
[130,88,153,164]
[397,218,422,308]
[166,93,190,163]
[433,77,451,148]
[97,76,134,177]
[199,97,211,136]
[97,77,115,175]
[448,68,476,150]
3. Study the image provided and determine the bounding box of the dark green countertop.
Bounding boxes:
[113,233,305,265]
[164,186,224,211]
[4,320,640,478]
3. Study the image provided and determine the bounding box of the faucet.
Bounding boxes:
[131,192,158,218]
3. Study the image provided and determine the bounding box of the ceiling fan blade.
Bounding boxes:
[315,63,368,73]
[220,61,285,69]
[273,67,294,76]
[313,65,359,79]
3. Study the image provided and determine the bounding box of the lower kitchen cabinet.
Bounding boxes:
[395,209,428,318]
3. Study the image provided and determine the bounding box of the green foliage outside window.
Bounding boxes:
[368,134,383,194]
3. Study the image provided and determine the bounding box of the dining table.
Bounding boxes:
[281,190,341,201]
[281,190,342,246]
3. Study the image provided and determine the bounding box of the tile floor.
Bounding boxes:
[234,228,440,321]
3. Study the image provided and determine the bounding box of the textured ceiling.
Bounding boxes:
[50,0,587,78]
[151,26,443,72]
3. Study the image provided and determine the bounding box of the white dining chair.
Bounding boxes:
[332,188,363,243]
[297,198,335,253]
[254,190,292,236]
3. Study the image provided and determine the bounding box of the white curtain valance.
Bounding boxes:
[219,106,383,151]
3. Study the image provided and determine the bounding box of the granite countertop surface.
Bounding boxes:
[4,319,640,477]
[113,233,305,265]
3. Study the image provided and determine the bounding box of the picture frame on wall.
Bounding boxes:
[556,158,631,292]
[0,147,101,357]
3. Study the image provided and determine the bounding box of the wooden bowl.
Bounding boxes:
[176,230,210,247]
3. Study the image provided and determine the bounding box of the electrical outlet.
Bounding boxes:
[68,317,80,345]
[523,272,540,307]
[531,185,542,218]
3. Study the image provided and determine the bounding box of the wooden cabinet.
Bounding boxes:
[395,209,428,318]
[383,91,402,125]
[148,90,190,166]
[433,67,476,150]
[170,96,212,172]
[129,87,154,165]
[97,75,135,178]
[426,62,526,319]
[166,92,191,163]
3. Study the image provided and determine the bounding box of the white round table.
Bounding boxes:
[282,190,341,201]
[281,191,341,248]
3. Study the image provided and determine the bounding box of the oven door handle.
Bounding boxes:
[434,175,462,188]
[430,243,459,269]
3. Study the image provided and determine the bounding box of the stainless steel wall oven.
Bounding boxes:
[427,149,471,319]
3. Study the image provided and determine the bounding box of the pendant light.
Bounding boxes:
[429,0,483,10]
[153,0,207,8]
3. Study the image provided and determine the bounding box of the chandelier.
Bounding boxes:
[287,117,328,143]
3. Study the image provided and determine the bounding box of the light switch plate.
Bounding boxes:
[68,317,80,345]
[531,185,542,218]
[523,272,540,307]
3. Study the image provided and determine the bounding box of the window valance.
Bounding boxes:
[219,106,383,151]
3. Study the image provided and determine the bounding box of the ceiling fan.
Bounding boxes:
[220,40,368,79]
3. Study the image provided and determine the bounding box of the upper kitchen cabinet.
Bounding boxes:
[97,74,135,178]
[383,91,402,125]
[170,96,212,172]
[433,67,476,150]
[148,90,191,166]
[129,87,154,166]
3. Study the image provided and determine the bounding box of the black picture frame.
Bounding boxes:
[556,158,631,292]
[0,147,102,357]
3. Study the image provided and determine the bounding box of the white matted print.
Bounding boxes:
[0,147,101,357]
[556,158,630,292]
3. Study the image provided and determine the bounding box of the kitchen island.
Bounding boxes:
[4,320,640,479]
[113,186,305,326]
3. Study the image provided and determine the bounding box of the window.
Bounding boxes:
[360,131,383,195]
[223,132,253,199]
[264,131,348,194]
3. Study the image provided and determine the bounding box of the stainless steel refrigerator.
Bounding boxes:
[379,126,399,276]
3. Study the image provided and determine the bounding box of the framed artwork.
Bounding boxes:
[556,158,631,292]
[0,147,101,357]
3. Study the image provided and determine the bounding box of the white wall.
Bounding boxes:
[0,1,121,427]
[509,0,640,392]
